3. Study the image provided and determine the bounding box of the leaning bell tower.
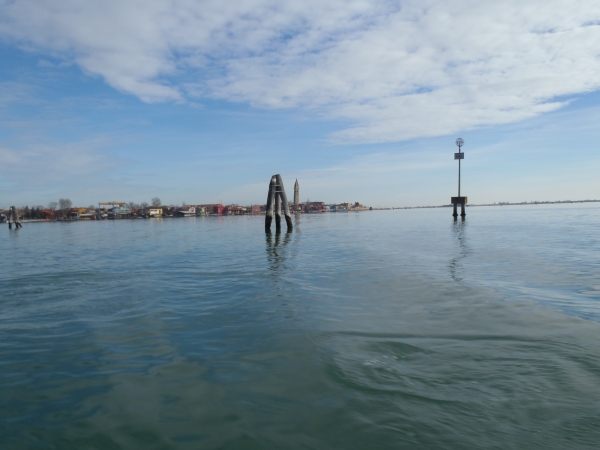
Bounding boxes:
[294,179,299,210]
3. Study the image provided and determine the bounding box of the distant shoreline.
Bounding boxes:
[387,199,600,211]
[5,199,599,223]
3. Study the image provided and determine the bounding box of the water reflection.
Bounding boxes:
[449,217,469,282]
[265,231,292,273]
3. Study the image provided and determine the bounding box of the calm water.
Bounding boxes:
[2,204,600,449]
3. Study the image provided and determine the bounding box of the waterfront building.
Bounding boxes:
[198,204,224,215]
[330,204,348,212]
[177,206,197,216]
[223,205,246,215]
[39,209,55,220]
[307,202,328,212]
[161,206,177,217]
[78,208,97,220]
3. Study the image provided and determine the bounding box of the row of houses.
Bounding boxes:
[82,204,260,219]
[98,203,275,218]
[1,201,369,222]
[291,202,369,212]
[108,202,332,217]
[329,202,369,212]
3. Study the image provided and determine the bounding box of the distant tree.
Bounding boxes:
[127,202,139,210]
[88,205,95,210]
[48,201,58,210]
[151,197,161,207]
[59,198,72,210]
[140,202,149,209]
[58,198,72,218]
[23,206,30,219]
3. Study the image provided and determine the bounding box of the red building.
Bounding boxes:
[308,202,328,212]
[198,204,224,215]
[223,205,246,215]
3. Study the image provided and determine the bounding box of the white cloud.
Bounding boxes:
[1,0,599,142]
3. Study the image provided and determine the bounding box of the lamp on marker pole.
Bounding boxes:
[455,138,464,198]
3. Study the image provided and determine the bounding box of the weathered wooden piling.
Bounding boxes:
[276,175,294,230]
[7,206,22,229]
[275,187,282,230]
[265,174,293,232]
[265,177,276,231]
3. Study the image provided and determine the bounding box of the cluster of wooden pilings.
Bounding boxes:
[265,174,293,232]
[7,206,22,229]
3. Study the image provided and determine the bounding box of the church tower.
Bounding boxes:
[294,179,299,209]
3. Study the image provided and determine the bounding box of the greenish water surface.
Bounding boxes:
[1,204,600,449]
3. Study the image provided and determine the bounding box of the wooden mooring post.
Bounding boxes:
[265,174,293,232]
[8,206,22,229]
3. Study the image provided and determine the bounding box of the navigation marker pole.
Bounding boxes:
[451,138,467,219]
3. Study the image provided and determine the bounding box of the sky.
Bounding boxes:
[0,0,599,208]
